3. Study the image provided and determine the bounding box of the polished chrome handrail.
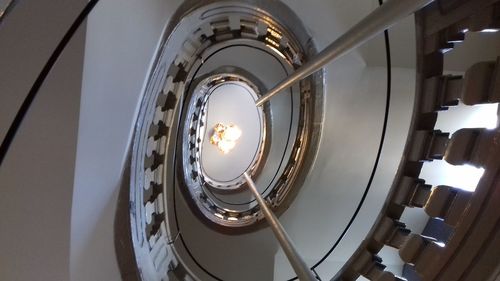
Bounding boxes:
[255,0,433,106]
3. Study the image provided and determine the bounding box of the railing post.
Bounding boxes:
[243,173,316,281]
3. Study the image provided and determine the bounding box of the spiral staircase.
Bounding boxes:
[0,0,499,281]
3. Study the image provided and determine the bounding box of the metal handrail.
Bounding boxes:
[255,0,433,106]
[243,172,316,281]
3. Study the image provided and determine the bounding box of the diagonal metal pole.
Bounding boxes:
[243,172,316,281]
[255,0,434,106]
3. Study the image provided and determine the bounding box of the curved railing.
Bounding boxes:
[337,1,500,280]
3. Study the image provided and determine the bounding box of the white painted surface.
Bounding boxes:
[268,1,415,278]
[0,24,86,281]
[0,0,87,142]
[275,65,416,280]
[70,0,181,280]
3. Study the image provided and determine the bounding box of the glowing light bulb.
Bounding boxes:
[225,125,242,141]
[210,123,242,154]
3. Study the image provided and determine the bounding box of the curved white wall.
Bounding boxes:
[0,1,86,280]
[70,0,181,280]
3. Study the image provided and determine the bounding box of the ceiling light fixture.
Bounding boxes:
[210,123,242,154]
